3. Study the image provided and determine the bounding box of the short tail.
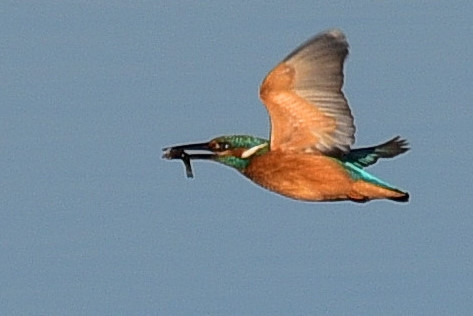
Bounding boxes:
[344,161,409,203]
[389,192,409,202]
[343,136,409,168]
[349,180,409,203]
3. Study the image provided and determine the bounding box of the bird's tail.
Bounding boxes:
[349,180,409,203]
[343,161,409,203]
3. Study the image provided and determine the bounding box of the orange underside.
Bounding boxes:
[243,151,407,202]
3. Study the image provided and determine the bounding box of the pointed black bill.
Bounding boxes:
[162,142,215,178]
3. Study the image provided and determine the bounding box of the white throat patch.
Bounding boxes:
[241,143,268,159]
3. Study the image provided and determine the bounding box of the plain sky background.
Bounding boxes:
[2,1,472,315]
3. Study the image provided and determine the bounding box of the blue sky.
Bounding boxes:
[2,2,472,315]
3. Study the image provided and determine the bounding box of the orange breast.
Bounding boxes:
[244,151,354,201]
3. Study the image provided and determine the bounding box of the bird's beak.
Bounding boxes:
[162,141,216,178]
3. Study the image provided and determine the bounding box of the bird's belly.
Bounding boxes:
[244,152,353,201]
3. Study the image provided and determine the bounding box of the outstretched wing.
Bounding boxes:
[259,29,355,156]
[342,136,410,168]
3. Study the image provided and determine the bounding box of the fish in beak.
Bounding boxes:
[162,142,216,178]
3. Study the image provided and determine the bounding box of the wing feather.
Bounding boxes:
[259,29,355,155]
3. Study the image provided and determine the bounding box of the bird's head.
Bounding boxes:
[162,135,269,177]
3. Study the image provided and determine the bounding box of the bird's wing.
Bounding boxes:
[259,29,355,156]
[342,136,410,168]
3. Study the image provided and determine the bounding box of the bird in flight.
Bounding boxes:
[163,29,409,203]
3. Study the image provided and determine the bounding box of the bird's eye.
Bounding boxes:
[210,141,231,151]
[219,142,230,150]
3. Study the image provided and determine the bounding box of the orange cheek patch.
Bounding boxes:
[216,148,245,157]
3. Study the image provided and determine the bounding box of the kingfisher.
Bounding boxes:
[163,29,409,203]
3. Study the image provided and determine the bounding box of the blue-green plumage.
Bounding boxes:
[341,161,404,194]
[341,136,409,168]
[212,135,408,172]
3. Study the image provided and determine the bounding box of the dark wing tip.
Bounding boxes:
[376,136,410,157]
[283,29,348,62]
